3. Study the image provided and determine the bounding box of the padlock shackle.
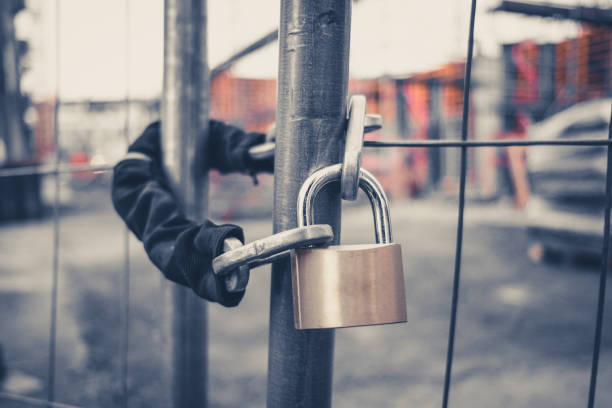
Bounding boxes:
[298,163,392,243]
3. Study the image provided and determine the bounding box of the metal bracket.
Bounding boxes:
[341,95,367,201]
[246,113,382,163]
[213,224,334,290]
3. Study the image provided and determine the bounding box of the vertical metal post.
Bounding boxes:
[120,2,131,407]
[47,0,61,403]
[162,0,209,407]
[586,103,612,408]
[0,0,29,163]
[268,1,351,407]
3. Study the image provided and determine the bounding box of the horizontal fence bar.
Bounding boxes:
[364,138,612,148]
[2,138,611,179]
[0,164,113,178]
[0,392,83,408]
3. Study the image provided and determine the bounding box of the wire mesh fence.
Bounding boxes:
[0,0,611,407]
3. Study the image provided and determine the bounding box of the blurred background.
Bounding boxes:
[1,0,612,407]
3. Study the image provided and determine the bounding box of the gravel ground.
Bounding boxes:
[0,187,611,407]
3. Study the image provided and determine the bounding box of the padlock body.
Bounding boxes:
[290,243,406,329]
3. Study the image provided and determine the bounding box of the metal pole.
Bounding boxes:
[268,1,351,407]
[162,0,209,407]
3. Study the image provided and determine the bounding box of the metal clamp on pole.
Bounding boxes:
[340,95,384,201]
[214,224,334,292]
[247,114,382,163]
[341,95,366,201]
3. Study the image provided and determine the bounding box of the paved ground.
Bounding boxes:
[0,186,611,407]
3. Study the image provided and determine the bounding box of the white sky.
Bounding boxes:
[17,0,603,101]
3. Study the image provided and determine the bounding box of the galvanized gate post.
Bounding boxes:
[162,0,210,406]
[268,1,351,406]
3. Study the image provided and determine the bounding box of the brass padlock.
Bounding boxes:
[291,164,407,329]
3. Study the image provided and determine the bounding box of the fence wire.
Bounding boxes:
[441,0,477,407]
[0,392,83,408]
[119,1,132,407]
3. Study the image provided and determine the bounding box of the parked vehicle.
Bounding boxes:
[526,98,610,259]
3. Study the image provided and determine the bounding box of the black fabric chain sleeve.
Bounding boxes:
[208,119,273,174]
[111,122,247,307]
[127,121,163,164]
[132,120,273,174]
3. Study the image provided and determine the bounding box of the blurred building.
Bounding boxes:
[0,0,41,222]
[503,27,612,120]
[205,25,612,203]
[5,19,612,222]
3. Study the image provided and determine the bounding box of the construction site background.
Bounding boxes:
[3,26,612,221]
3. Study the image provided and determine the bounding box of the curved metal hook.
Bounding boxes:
[341,95,366,201]
[213,224,334,281]
[222,237,250,292]
[297,163,392,243]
